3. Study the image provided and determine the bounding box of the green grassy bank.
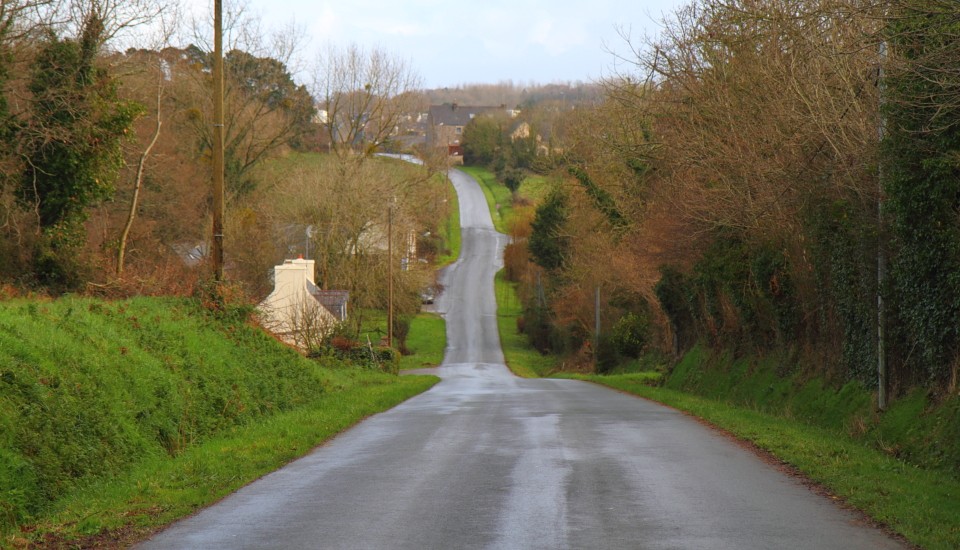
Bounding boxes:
[495,271,558,378]
[0,296,438,547]
[399,313,447,371]
[437,175,461,267]
[661,347,960,475]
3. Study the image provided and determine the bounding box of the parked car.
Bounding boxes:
[420,286,436,304]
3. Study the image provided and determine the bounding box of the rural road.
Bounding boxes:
[140,169,903,549]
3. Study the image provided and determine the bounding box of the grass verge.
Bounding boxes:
[437,175,461,267]
[399,313,446,370]
[28,372,438,548]
[459,166,512,234]
[495,270,558,377]
[565,372,960,550]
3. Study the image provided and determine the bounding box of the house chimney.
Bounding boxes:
[273,262,302,299]
[273,257,317,293]
[289,257,316,285]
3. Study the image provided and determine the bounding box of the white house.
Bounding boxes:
[258,257,348,349]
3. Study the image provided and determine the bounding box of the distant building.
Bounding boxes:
[427,103,514,164]
[171,241,208,267]
[510,120,551,156]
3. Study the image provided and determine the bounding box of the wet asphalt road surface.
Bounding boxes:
[139,169,903,549]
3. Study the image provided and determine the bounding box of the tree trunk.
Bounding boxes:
[117,60,163,277]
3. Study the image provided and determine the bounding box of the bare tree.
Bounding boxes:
[115,7,179,277]
[617,0,885,240]
[173,0,312,200]
[312,43,422,160]
[255,155,435,334]
[69,0,170,45]
[521,0,899,359]
[883,0,960,129]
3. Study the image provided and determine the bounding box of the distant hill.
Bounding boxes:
[424,81,603,110]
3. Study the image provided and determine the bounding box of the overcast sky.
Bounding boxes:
[182,0,686,89]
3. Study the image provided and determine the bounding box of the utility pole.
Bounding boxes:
[877,40,888,411]
[211,0,225,282]
[387,203,394,349]
[595,286,601,344]
[593,285,600,367]
[537,271,545,309]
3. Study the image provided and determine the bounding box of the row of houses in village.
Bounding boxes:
[314,102,540,164]
[424,103,519,163]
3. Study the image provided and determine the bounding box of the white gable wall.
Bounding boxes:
[258,258,337,347]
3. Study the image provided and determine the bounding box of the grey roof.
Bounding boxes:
[310,289,349,322]
[428,104,502,127]
[171,241,208,267]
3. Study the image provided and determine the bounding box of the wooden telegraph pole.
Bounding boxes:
[877,40,888,411]
[387,204,394,348]
[212,0,225,282]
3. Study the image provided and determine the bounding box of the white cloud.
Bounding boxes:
[313,5,339,38]
[365,18,426,38]
[527,16,588,56]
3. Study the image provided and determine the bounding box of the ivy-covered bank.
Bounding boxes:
[659,347,960,475]
[881,8,960,386]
